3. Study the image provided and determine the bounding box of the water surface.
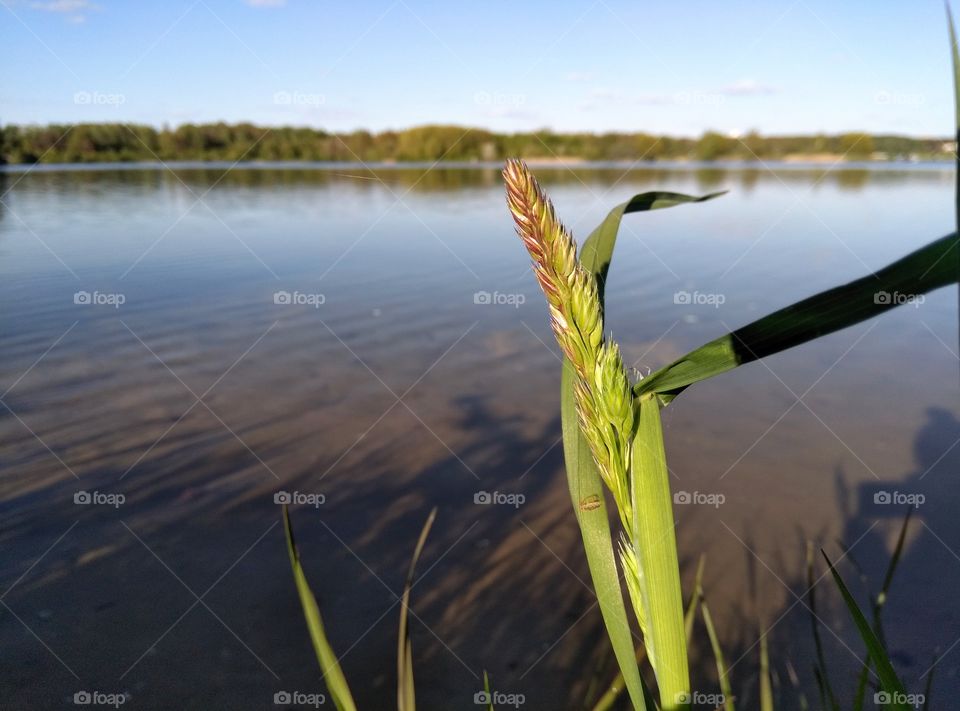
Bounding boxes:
[1,163,957,709]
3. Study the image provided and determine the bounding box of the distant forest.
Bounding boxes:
[0,123,953,164]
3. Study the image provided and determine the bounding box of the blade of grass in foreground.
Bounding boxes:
[696,580,734,711]
[482,671,496,711]
[822,551,910,711]
[282,505,358,711]
[561,362,647,711]
[562,189,720,711]
[807,543,839,711]
[760,633,773,711]
[590,557,703,711]
[579,190,726,305]
[853,508,913,711]
[398,508,437,711]
[631,396,688,710]
[635,232,959,403]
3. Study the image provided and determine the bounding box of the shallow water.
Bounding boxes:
[1,163,958,709]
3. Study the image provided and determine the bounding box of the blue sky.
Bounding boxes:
[2,0,955,136]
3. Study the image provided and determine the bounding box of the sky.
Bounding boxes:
[1,0,956,137]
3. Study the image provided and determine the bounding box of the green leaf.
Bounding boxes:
[685,556,705,645]
[695,579,734,711]
[760,633,773,711]
[580,191,726,303]
[483,671,496,711]
[631,397,689,710]
[562,361,647,711]
[398,508,437,711]
[635,232,959,403]
[562,189,719,711]
[807,544,839,711]
[282,505,358,711]
[822,551,910,711]
[854,509,913,711]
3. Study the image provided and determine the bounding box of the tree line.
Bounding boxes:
[0,122,951,164]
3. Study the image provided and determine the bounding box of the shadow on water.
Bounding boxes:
[688,407,960,711]
[0,374,644,709]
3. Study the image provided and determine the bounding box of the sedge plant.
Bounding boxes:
[504,159,690,711]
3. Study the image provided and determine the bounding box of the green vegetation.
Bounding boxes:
[0,122,950,165]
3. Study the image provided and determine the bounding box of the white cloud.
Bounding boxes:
[564,71,594,82]
[30,0,97,12]
[30,0,99,23]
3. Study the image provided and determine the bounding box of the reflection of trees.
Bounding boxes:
[3,163,945,201]
[834,168,871,190]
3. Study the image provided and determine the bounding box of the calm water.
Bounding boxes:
[1,163,958,709]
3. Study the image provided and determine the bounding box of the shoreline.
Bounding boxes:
[0,157,953,174]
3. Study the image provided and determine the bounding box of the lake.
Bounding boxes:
[1,162,958,709]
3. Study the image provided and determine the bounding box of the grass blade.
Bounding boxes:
[561,361,647,711]
[696,580,734,711]
[282,505,358,711]
[806,543,839,711]
[398,507,437,711]
[760,633,773,711]
[853,509,913,711]
[589,559,705,711]
[561,188,716,711]
[579,191,725,303]
[482,671,495,710]
[631,397,689,710]
[873,508,912,651]
[852,660,871,711]
[822,551,909,710]
[635,233,959,403]
[685,556,705,645]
